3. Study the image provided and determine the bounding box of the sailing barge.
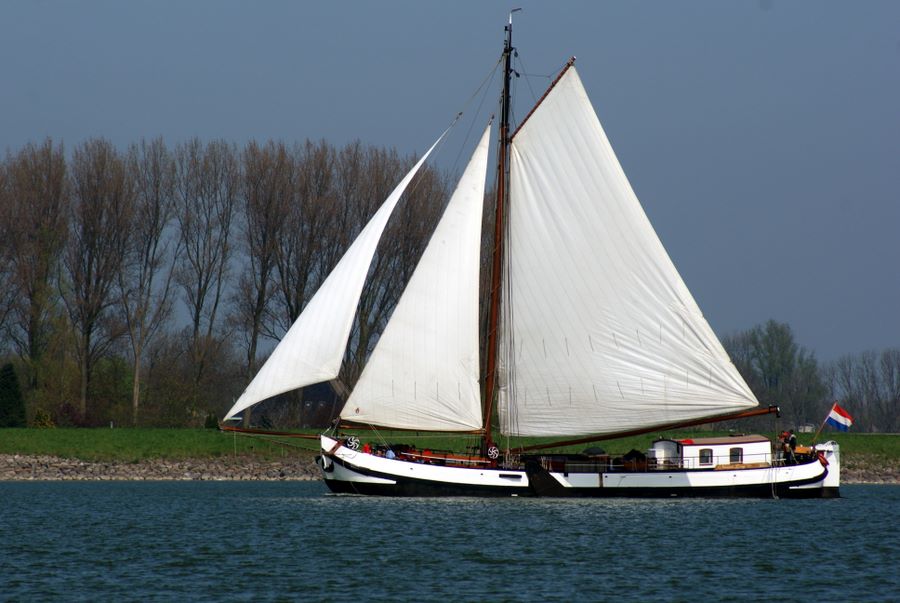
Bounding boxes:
[224,15,840,498]
[318,434,838,498]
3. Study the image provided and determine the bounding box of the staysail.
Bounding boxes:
[498,66,757,437]
[342,125,492,431]
[223,133,447,422]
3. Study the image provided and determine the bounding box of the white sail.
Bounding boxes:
[342,125,492,431]
[223,133,446,421]
[498,66,757,437]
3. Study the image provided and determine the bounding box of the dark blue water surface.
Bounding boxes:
[1,481,897,602]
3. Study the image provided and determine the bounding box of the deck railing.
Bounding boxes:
[537,450,780,474]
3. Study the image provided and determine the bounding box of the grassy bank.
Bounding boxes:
[0,428,897,463]
[0,428,321,461]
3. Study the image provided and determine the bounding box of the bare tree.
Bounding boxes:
[119,138,178,425]
[232,140,294,422]
[341,148,447,389]
[826,348,900,432]
[0,159,14,341]
[62,139,134,419]
[336,145,403,388]
[387,163,448,296]
[261,141,447,401]
[879,350,900,432]
[173,139,238,394]
[1,140,68,390]
[0,135,469,428]
[240,139,337,423]
[269,139,337,335]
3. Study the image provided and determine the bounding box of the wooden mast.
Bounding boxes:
[482,10,518,455]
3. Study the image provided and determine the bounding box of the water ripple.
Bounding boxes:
[1,481,896,602]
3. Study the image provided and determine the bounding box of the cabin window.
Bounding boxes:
[729,447,743,464]
[699,449,713,466]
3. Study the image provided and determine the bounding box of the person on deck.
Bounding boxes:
[786,430,797,464]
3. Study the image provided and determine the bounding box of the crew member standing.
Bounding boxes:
[787,429,797,464]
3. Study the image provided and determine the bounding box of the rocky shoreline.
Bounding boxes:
[1,453,897,484]
[0,454,321,481]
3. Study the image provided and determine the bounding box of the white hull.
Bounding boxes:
[317,436,840,498]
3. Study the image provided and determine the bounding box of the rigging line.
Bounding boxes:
[513,44,568,93]
[508,64,520,133]
[365,424,392,449]
[320,111,463,318]
[457,54,505,122]
[504,49,555,134]
[518,71,558,79]
[264,437,321,453]
[771,413,780,498]
[401,117,461,202]
[501,124,518,441]
[227,429,321,453]
[514,54,544,112]
[448,56,503,177]
[391,56,499,235]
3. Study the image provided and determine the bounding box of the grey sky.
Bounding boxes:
[2,1,898,361]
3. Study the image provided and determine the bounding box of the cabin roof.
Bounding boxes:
[661,435,769,447]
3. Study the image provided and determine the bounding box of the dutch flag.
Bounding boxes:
[825,403,853,432]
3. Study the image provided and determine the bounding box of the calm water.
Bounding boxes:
[1,481,897,602]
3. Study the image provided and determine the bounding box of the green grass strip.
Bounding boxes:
[1,428,896,463]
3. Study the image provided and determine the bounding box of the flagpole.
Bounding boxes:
[811,401,836,445]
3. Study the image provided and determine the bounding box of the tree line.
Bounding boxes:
[722,320,899,433]
[0,137,448,427]
[1,139,896,432]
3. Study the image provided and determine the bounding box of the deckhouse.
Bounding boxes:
[648,435,772,470]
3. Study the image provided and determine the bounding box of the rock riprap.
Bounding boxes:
[0,454,320,481]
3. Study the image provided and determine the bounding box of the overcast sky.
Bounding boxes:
[2,1,898,361]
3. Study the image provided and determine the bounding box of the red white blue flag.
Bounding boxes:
[825,403,853,431]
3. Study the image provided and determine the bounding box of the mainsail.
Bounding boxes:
[498,66,757,437]
[223,133,447,422]
[342,125,492,431]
